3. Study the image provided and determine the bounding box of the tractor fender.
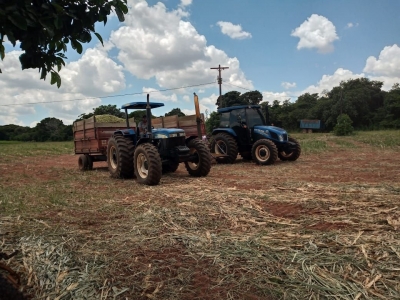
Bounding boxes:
[185,135,200,144]
[211,128,237,138]
[113,128,136,137]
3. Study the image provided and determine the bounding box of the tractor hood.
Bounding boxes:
[152,128,186,139]
[253,125,288,142]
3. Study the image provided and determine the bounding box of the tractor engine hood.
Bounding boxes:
[152,128,186,139]
[253,125,288,142]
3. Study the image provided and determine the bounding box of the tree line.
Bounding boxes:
[0,105,187,141]
[1,77,398,141]
[206,78,400,133]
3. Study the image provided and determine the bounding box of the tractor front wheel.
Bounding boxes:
[251,139,278,165]
[278,137,301,161]
[185,139,212,177]
[210,133,238,164]
[107,135,134,178]
[134,143,162,185]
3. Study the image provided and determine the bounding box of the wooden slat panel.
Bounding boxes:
[163,115,178,128]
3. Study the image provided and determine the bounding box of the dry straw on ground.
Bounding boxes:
[1,134,400,299]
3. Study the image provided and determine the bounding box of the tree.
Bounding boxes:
[165,108,185,117]
[76,104,125,121]
[33,117,67,141]
[239,90,263,105]
[216,90,262,109]
[205,111,220,134]
[0,0,128,87]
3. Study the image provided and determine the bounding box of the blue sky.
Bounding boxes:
[1,0,400,126]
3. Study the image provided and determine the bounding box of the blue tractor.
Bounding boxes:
[210,105,301,165]
[107,95,211,185]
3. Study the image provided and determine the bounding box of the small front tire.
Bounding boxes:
[184,139,212,177]
[278,137,301,161]
[134,143,162,185]
[251,139,278,165]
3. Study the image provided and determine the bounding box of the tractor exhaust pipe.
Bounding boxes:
[146,94,152,138]
[194,93,202,138]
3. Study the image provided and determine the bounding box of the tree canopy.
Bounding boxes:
[216,90,263,109]
[76,104,125,121]
[165,108,185,117]
[0,0,128,87]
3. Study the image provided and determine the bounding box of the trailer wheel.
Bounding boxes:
[134,143,162,185]
[107,135,134,178]
[185,139,211,177]
[78,154,89,171]
[210,133,238,164]
[251,139,278,165]
[278,137,301,161]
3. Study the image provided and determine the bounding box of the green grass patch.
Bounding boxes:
[0,141,74,157]
[330,138,357,148]
[353,130,400,148]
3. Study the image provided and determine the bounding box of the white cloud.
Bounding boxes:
[216,21,252,40]
[364,44,400,77]
[346,22,359,29]
[281,82,296,90]
[291,14,339,53]
[110,0,252,91]
[0,47,125,125]
[142,87,178,102]
[183,95,190,102]
[261,91,293,104]
[301,68,364,95]
[363,45,400,90]
[180,0,192,7]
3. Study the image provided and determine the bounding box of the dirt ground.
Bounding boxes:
[1,141,400,299]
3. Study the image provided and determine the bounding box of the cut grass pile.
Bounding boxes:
[1,130,399,299]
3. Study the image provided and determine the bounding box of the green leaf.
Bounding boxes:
[40,68,47,80]
[8,13,27,30]
[0,43,5,60]
[115,7,125,22]
[94,32,104,46]
[71,39,83,54]
[50,71,61,88]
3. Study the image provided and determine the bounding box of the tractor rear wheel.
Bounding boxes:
[251,139,278,165]
[278,137,301,161]
[185,139,212,177]
[210,133,238,164]
[107,135,134,178]
[134,143,162,185]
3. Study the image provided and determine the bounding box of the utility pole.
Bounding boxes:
[211,64,229,107]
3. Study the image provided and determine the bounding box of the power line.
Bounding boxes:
[0,81,216,107]
[222,81,253,91]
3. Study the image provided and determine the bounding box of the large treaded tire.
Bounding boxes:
[107,135,134,178]
[184,139,212,177]
[251,139,278,165]
[278,137,301,161]
[210,133,238,164]
[134,143,162,185]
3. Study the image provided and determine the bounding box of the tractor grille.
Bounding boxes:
[166,136,186,148]
[283,133,288,141]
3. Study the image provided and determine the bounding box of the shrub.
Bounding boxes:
[333,114,354,136]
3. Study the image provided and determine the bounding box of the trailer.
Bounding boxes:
[73,116,135,170]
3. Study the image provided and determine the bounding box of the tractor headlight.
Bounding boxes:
[169,133,178,138]
[178,132,186,137]
[278,134,284,142]
[154,133,168,139]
